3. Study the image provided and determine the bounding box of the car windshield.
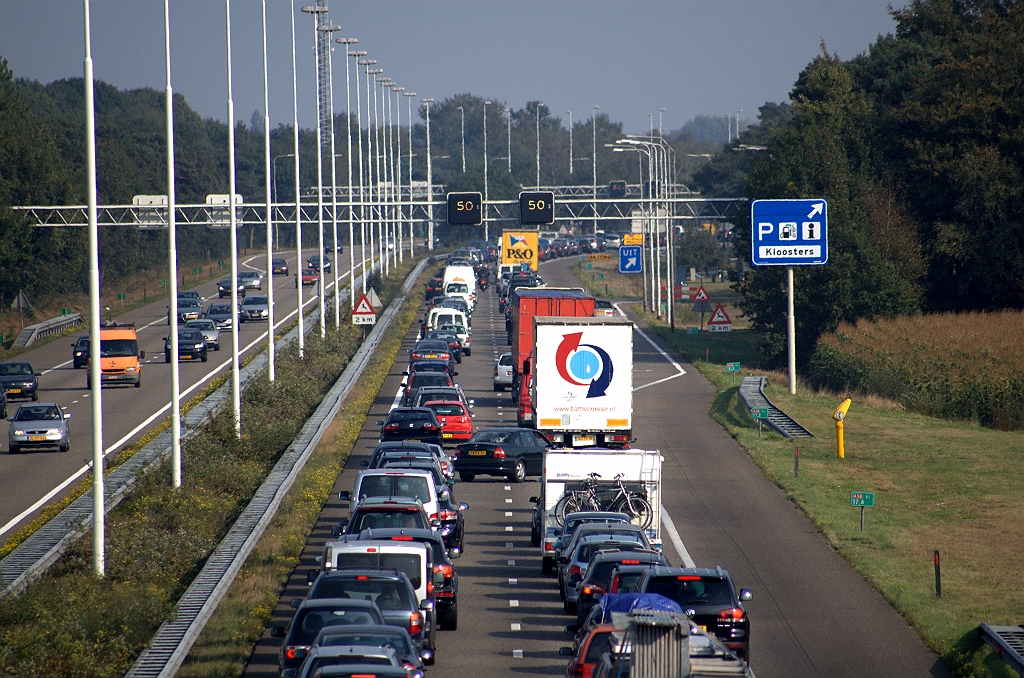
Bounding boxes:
[308,656,393,672]
[240,272,258,279]
[180,300,201,308]
[186,321,215,330]
[446,283,469,294]
[498,354,512,366]
[470,430,516,444]
[646,577,734,606]
[351,510,427,532]
[388,410,434,423]
[320,631,410,654]
[315,578,415,610]
[99,340,137,357]
[242,296,268,306]
[178,331,204,342]
[208,305,230,315]
[427,403,463,416]
[358,475,431,504]
[410,375,451,388]
[0,363,33,376]
[219,278,233,286]
[14,405,60,421]
[575,541,640,564]
[291,608,382,645]
[75,338,90,348]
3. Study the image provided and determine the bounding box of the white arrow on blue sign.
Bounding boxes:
[619,245,643,273]
[751,199,828,266]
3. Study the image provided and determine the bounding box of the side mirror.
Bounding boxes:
[337,518,349,529]
[529,496,539,503]
[339,490,351,501]
[162,337,167,342]
[305,568,319,585]
[459,502,469,511]
[564,623,578,634]
[64,413,72,419]
[433,571,445,585]
[139,351,146,359]
[290,597,304,608]
[439,490,450,502]
[419,599,434,611]
[470,413,475,418]
[291,648,307,662]
[449,547,461,559]
[331,526,344,537]
[522,359,531,376]
[740,588,752,601]
[453,372,458,377]
[270,625,287,638]
[376,420,385,426]
[402,371,409,376]
[559,647,574,657]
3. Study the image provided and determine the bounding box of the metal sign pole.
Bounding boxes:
[787,266,796,394]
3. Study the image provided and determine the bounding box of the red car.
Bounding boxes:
[561,624,618,678]
[295,268,319,287]
[424,400,473,444]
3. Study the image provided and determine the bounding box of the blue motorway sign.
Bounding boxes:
[619,245,642,273]
[751,199,828,266]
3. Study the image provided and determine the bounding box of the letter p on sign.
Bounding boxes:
[758,222,774,240]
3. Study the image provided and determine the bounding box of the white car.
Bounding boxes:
[493,352,513,391]
[439,323,471,357]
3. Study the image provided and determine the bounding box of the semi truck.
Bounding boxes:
[509,288,594,397]
[532,447,662,576]
[520,317,633,448]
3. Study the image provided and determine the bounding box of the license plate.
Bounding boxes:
[180,355,191,360]
[8,388,21,394]
[442,433,453,438]
[573,435,597,446]
[468,449,487,456]
[424,354,438,359]
[29,435,46,441]
[698,625,707,632]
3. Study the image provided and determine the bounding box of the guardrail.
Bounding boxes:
[738,376,814,438]
[124,257,431,678]
[979,623,1024,675]
[11,313,85,348]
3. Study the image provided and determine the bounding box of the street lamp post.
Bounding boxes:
[302,6,330,340]
[260,0,276,377]
[337,37,358,309]
[566,109,572,174]
[592,105,599,234]
[483,99,490,242]
[457,105,465,173]
[659,108,665,137]
[392,85,405,263]
[423,98,434,249]
[536,102,545,188]
[736,109,742,140]
[290,0,304,357]
[363,62,379,274]
[353,53,369,291]
[226,0,241,435]
[404,91,415,256]
[506,108,512,172]
[373,73,388,275]
[318,21,341,329]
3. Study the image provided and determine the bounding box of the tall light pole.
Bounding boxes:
[353,54,370,291]
[736,109,742,140]
[364,62,379,274]
[373,73,388,276]
[392,85,404,263]
[318,21,341,329]
[423,98,434,249]
[377,76,392,276]
[163,0,182,488]
[726,112,731,143]
[592,105,599,234]
[384,80,397,270]
[261,0,276,379]
[457,105,465,173]
[647,112,653,137]
[337,37,358,309]
[536,102,545,188]
[301,5,329,340]
[483,99,491,242]
[404,91,415,256]
[506,108,512,172]
[659,108,665,137]
[369,67,384,274]
[83,0,106,575]
[290,0,304,358]
[566,110,572,174]
[226,0,241,435]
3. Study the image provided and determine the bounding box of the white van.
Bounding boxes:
[442,266,476,306]
[352,469,440,520]
[427,308,468,335]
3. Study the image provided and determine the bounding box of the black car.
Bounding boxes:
[423,330,462,363]
[636,566,752,660]
[378,408,444,445]
[0,361,39,402]
[575,550,668,625]
[204,302,234,330]
[163,329,208,363]
[425,275,444,301]
[405,359,456,381]
[0,387,7,419]
[272,257,290,276]
[308,254,331,273]
[308,623,426,676]
[453,427,550,483]
[71,336,90,369]
[217,276,246,298]
[272,598,386,674]
[306,569,433,659]
[365,441,453,481]
[408,340,455,373]
[356,528,461,630]
[401,372,453,408]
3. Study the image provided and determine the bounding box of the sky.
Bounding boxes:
[0,1,900,135]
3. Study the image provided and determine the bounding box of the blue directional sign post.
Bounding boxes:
[619,245,643,274]
[751,198,829,396]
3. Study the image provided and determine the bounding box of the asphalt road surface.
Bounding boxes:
[242,256,952,678]
[0,250,362,539]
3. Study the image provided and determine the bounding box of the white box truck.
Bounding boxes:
[529,317,633,448]
[533,447,662,575]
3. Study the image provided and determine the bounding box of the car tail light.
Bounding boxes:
[438,509,457,521]
[409,611,423,635]
[384,423,399,431]
[493,368,499,377]
[435,563,453,578]
[678,575,701,581]
[581,584,604,596]
[493,447,506,459]
[719,608,746,621]
[545,542,555,552]
[568,564,581,577]
[621,559,641,565]
[364,547,378,552]
[285,645,310,660]
[608,434,630,443]
[390,536,414,541]
[440,353,450,360]
[423,423,439,431]
[356,575,370,580]
[427,580,434,595]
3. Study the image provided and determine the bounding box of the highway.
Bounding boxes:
[241,257,952,678]
[0,251,361,539]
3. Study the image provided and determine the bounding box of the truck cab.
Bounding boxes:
[87,323,144,388]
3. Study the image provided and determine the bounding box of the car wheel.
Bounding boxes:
[542,558,554,575]
[459,472,475,483]
[165,353,171,363]
[31,393,37,402]
[86,379,91,389]
[59,441,69,452]
[201,354,208,363]
[439,601,458,631]
[464,347,471,356]
[564,599,576,616]
[214,344,220,351]
[9,445,18,454]
[509,459,526,483]
[134,376,141,388]
[455,354,462,364]
[493,384,501,392]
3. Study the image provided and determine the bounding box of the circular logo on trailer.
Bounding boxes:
[555,332,614,398]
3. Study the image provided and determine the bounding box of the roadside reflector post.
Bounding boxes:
[833,398,852,459]
[934,551,941,598]
[794,447,799,477]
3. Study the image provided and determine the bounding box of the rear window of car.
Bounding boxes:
[388,410,434,423]
[615,572,646,593]
[645,576,733,606]
[427,403,463,416]
[333,552,423,590]
[320,631,410,653]
[313,578,414,610]
[584,630,613,662]
[411,374,451,388]
[351,509,427,532]
[470,430,516,444]
[575,541,640,564]
[357,475,431,504]
[291,608,381,644]
[445,283,469,294]
[412,363,447,373]
[498,354,512,366]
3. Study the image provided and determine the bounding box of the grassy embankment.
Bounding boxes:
[177,260,430,677]
[573,258,1023,678]
[0,256,428,678]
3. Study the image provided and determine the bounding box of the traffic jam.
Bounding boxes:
[272,238,754,678]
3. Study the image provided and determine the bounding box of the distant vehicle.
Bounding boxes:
[88,325,144,389]
[168,298,203,325]
[492,352,513,391]
[271,598,387,675]
[238,270,263,290]
[7,402,70,453]
[308,255,331,273]
[594,299,615,317]
[423,400,473,444]
[272,258,289,276]
[218,276,246,298]
[71,336,90,369]
[297,268,320,287]
[204,302,234,330]
[178,289,204,303]
[164,329,208,363]
[453,427,551,483]
[184,319,221,351]
[378,407,444,445]
[240,294,270,322]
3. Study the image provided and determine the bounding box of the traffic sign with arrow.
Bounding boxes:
[619,245,642,273]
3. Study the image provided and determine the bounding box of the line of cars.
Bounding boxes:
[1,359,72,454]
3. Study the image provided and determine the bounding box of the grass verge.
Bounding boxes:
[642,310,1023,678]
[0,256,427,678]
[176,259,429,678]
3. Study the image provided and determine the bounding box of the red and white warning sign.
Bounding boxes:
[706,303,732,332]
[352,294,377,325]
[690,285,711,302]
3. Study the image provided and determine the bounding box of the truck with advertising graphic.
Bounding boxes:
[509,290,594,399]
[501,231,540,271]
[521,316,633,448]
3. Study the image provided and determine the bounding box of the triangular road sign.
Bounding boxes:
[353,294,376,315]
[367,288,382,309]
[707,303,732,325]
[690,285,710,302]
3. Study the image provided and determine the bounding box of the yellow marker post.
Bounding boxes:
[834,398,852,459]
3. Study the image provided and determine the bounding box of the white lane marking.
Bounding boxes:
[505,511,513,516]
[40,359,74,375]
[613,302,687,392]
[509,578,518,585]
[504,485,511,491]
[512,649,524,658]
[661,504,696,568]
[505,498,512,503]
[509,600,519,607]
[510,623,521,631]
[71,400,79,404]
[505,526,513,532]
[389,384,405,412]
[505,541,514,547]
[0,281,348,541]
[507,559,516,566]
[241,253,266,273]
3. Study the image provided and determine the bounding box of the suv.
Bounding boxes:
[575,549,668,625]
[636,566,752,660]
[306,569,435,661]
[493,352,513,391]
[273,598,385,674]
[348,470,441,520]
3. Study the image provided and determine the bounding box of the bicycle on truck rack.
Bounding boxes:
[609,473,653,529]
[554,473,602,524]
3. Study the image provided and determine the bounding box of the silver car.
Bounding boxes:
[204,302,234,329]
[493,352,513,391]
[239,294,270,322]
[238,270,263,290]
[184,318,221,351]
[8,402,71,453]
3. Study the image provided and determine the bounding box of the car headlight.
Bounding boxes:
[46,428,62,435]
[126,366,138,373]
[75,352,83,357]
[195,344,204,349]
[12,430,25,436]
